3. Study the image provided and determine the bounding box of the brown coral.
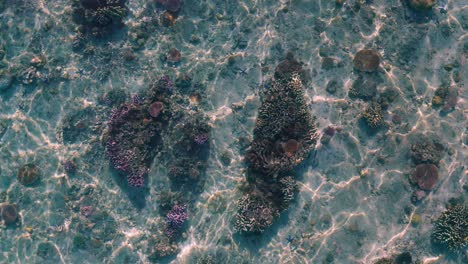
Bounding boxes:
[353,49,380,72]
[411,164,439,191]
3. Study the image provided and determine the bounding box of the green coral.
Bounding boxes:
[432,204,468,252]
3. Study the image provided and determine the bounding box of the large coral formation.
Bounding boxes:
[432,204,468,252]
[235,55,317,233]
[72,0,128,37]
[106,102,162,187]
[105,76,174,187]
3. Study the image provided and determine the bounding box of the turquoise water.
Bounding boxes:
[0,1,466,263]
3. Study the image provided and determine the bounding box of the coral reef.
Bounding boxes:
[361,102,384,128]
[432,204,468,251]
[17,163,40,185]
[72,0,128,37]
[410,135,445,165]
[410,163,439,191]
[236,55,317,233]
[353,49,380,72]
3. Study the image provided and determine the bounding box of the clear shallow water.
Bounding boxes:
[0,0,466,263]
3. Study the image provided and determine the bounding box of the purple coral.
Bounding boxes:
[165,204,188,237]
[194,133,209,145]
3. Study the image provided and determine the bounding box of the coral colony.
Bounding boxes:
[165,204,188,237]
[235,54,318,233]
[432,204,468,252]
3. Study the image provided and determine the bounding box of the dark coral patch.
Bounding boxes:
[411,164,438,191]
[353,49,380,72]
[17,163,40,186]
[1,203,19,225]
[148,101,164,118]
[410,135,445,165]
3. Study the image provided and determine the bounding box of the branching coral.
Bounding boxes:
[361,102,383,128]
[236,54,317,233]
[234,193,279,233]
[72,0,127,36]
[165,204,188,237]
[246,71,317,177]
[432,204,468,252]
[106,101,162,187]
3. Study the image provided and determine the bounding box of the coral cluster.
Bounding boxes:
[106,103,161,187]
[72,0,128,37]
[431,85,458,112]
[410,135,445,165]
[105,76,175,187]
[246,73,316,176]
[165,204,188,237]
[166,112,211,186]
[235,55,317,233]
[361,102,384,128]
[432,204,468,251]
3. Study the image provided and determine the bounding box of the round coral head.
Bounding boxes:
[148,101,164,118]
[353,49,380,72]
[167,48,181,63]
[1,204,19,225]
[284,139,300,157]
[411,164,439,191]
[17,163,40,186]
